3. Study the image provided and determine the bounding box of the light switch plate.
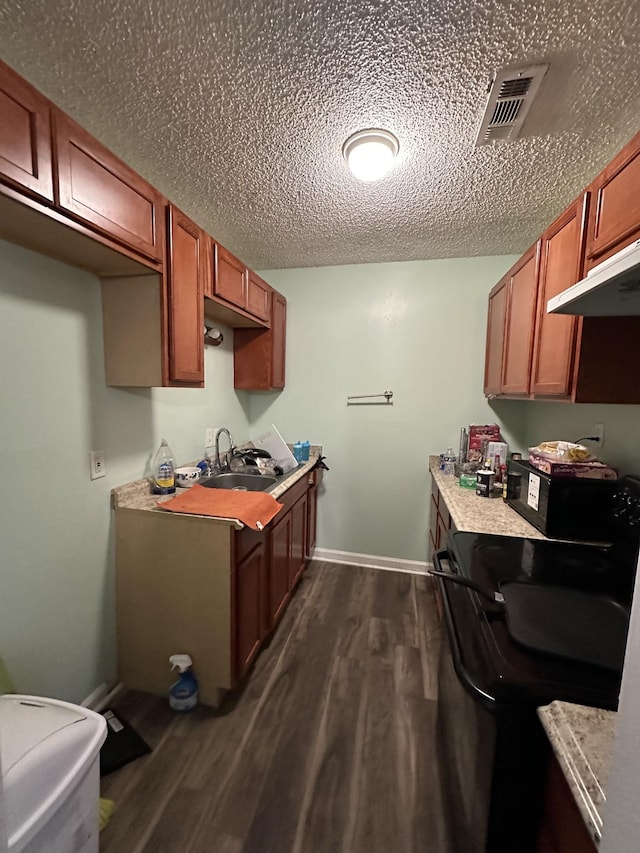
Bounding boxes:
[90,450,106,480]
[205,428,215,447]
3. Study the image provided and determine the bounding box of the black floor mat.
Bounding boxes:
[99,708,152,776]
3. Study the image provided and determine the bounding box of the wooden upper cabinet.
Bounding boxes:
[0,59,54,201]
[530,196,588,398]
[213,243,246,307]
[234,290,287,390]
[246,270,272,324]
[484,278,508,396]
[54,110,164,263]
[586,129,640,263]
[501,243,540,396]
[166,205,205,385]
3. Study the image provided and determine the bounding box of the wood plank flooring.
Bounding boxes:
[100,561,449,853]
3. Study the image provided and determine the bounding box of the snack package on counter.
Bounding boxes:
[529,441,594,463]
[468,424,502,463]
[528,440,618,479]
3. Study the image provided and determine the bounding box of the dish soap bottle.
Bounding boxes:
[152,438,176,494]
[168,654,199,712]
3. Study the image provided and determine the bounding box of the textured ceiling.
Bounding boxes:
[1,0,640,269]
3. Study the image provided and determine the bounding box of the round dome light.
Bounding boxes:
[342,129,399,182]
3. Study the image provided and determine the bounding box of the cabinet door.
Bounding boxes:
[290,494,308,588]
[246,270,272,324]
[234,539,265,681]
[501,244,539,396]
[214,243,246,308]
[269,511,291,627]
[0,59,53,201]
[54,111,163,262]
[166,205,205,385]
[233,290,287,391]
[271,292,287,389]
[306,485,318,557]
[531,197,587,398]
[484,278,508,395]
[586,130,640,261]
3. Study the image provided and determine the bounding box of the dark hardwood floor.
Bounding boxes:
[100,561,449,853]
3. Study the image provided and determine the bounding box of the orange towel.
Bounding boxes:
[159,484,283,530]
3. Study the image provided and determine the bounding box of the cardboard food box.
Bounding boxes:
[468,424,502,463]
[528,452,618,480]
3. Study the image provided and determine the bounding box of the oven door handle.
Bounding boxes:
[429,568,504,604]
[432,548,497,708]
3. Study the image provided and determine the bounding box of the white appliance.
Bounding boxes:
[252,425,297,473]
[547,239,640,316]
[0,695,107,853]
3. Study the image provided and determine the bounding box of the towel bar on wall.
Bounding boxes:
[347,390,394,405]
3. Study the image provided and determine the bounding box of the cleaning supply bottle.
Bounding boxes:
[168,654,199,712]
[301,440,310,462]
[152,438,176,494]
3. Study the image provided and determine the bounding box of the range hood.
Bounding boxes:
[547,239,640,316]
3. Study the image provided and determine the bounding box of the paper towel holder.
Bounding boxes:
[204,325,224,346]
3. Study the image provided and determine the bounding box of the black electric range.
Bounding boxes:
[442,531,635,710]
[434,475,640,853]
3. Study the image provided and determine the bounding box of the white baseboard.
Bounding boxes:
[82,681,124,711]
[311,547,429,575]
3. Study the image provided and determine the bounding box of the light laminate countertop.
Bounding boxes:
[112,447,322,521]
[429,458,547,539]
[538,701,616,845]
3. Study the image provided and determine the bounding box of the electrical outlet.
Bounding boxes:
[594,422,605,448]
[89,450,106,480]
[205,428,215,447]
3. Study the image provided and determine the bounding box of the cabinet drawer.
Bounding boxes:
[0,59,53,201]
[54,111,163,262]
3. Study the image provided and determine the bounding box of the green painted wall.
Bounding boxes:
[254,257,526,563]
[0,238,250,703]
[522,402,640,475]
[0,240,529,702]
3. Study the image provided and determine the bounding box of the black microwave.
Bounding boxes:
[505,459,617,542]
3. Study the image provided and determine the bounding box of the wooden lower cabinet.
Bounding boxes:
[233,534,267,681]
[536,754,597,853]
[428,476,456,622]
[290,493,308,588]
[115,471,320,705]
[269,510,292,625]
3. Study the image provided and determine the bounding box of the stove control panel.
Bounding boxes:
[612,476,640,533]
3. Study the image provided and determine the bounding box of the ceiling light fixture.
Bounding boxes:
[342,129,399,182]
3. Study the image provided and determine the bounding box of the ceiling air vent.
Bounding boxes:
[475,63,549,147]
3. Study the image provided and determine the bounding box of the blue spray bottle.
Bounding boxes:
[168,654,199,712]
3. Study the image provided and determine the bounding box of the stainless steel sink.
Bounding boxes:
[199,473,277,492]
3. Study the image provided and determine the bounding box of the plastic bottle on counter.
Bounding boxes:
[443,447,457,476]
[151,438,176,494]
[168,654,199,712]
[301,440,310,462]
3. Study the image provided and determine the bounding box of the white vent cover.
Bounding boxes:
[475,64,549,147]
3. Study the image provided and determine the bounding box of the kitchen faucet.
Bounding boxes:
[214,428,234,472]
